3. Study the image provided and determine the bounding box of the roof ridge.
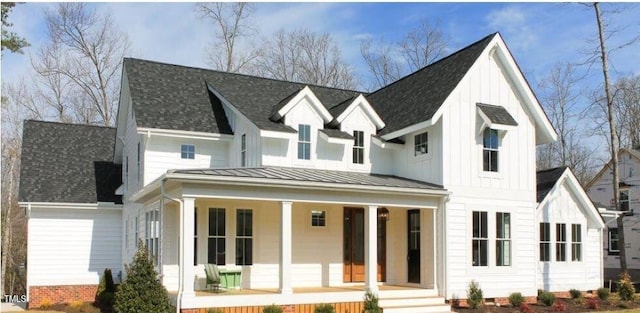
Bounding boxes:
[24,119,116,130]
[124,57,366,94]
[367,32,498,97]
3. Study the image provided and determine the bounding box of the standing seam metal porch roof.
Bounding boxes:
[170,167,444,191]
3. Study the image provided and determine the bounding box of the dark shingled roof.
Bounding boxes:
[319,128,355,140]
[171,167,444,191]
[536,167,567,203]
[124,58,361,133]
[477,103,518,126]
[19,120,122,204]
[368,33,497,136]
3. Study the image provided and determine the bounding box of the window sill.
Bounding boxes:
[479,171,502,179]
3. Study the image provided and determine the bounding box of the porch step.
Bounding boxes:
[379,291,450,313]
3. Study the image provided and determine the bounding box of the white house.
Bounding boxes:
[19,33,604,312]
[586,148,640,282]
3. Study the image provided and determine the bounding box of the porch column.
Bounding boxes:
[279,201,293,294]
[365,205,378,292]
[181,197,196,296]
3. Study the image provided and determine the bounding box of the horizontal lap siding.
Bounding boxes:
[28,208,122,286]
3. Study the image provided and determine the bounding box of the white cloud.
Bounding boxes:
[485,5,537,51]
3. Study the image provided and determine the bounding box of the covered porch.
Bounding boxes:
[132,167,448,311]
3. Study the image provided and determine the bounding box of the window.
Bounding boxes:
[208,208,226,265]
[145,209,160,265]
[311,210,326,227]
[137,142,141,185]
[194,210,198,265]
[353,131,365,164]
[414,132,428,156]
[125,156,129,190]
[472,211,488,266]
[125,218,129,252]
[241,134,247,167]
[620,189,630,211]
[135,216,139,247]
[483,128,499,172]
[297,124,311,160]
[571,224,582,261]
[496,212,511,266]
[609,229,619,254]
[181,144,195,159]
[540,222,551,261]
[556,223,566,262]
[236,209,253,265]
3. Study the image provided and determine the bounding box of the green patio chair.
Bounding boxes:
[204,264,221,291]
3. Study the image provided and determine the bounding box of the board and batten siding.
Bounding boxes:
[391,119,444,185]
[28,207,122,287]
[144,136,229,185]
[536,180,603,291]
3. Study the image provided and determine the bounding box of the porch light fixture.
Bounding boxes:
[378,208,390,221]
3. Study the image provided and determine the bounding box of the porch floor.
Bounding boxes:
[190,284,424,297]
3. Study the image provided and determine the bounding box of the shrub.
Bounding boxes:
[552,301,567,312]
[263,304,283,313]
[508,292,525,307]
[114,240,171,313]
[362,291,380,313]
[586,298,600,310]
[618,271,636,301]
[39,298,53,309]
[519,303,533,313]
[569,289,581,299]
[466,280,484,309]
[597,287,610,301]
[315,303,335,313]
[207,309,224,313]
[538,291,556,307]
[96,268,116,307]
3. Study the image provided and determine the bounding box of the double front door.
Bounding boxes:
[343,207,386,282]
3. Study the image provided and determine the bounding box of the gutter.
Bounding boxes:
[160,179,184,313]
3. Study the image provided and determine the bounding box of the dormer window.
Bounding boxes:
[352,131,364,164]
[181,144,195,159]
[483,128,498,172]
[298,124,311,160]
[414,132,428,156]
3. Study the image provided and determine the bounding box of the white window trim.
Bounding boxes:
[241,134,247,167]
[352,130,365,164]
[539,222,551,262]
[571,223,582,262]
[556,223,567,262]
[608,229,620,253]
[496,212,511,266]
[311,210,327,228]
[297,124,312,161]
[181,144,196,160]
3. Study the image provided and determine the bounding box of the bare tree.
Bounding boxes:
[613,75,640,148]
[35,3,130,126]
[254,29,357,89]
[360,18,448,90]
[593,2,625,272]
[536,62,596,184]
[197,2,260,73]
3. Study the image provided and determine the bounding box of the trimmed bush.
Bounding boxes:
[466,280,484,309]
[114,240,171,313]
[569,289,581,299]
[508,292,525,307]
[597,287,610,300]
[263,304,283,313]
[315,303,335,313]
[618,271,636,301]
[362,291,381,313]
[586,298,600,310]
[519,303,533,313]
[538,291,556,307]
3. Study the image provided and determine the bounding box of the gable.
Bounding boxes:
[332,94,385,130]
[271,86,333,124]
[587,148,640,189]
[537,167,604,229]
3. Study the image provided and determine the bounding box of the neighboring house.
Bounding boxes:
[19,32,603,312]
[536,167,605,292]
[586,148,640,282]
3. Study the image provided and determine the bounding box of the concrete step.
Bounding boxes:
[379,296,446,307]
[378,290,450,313]
[378,288,439,298]
[381,303,451,313]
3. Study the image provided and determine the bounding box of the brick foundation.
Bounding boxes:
[29,285,98,308]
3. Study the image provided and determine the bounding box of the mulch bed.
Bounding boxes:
[454,297,640,313]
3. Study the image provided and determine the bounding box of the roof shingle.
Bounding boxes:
[19,120,122,204]
[477,103,518,126]
[536,166,567,203]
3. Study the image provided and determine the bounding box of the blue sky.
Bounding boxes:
[3,2,639,89]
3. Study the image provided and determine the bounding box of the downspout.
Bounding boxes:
[161,179,183,313]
